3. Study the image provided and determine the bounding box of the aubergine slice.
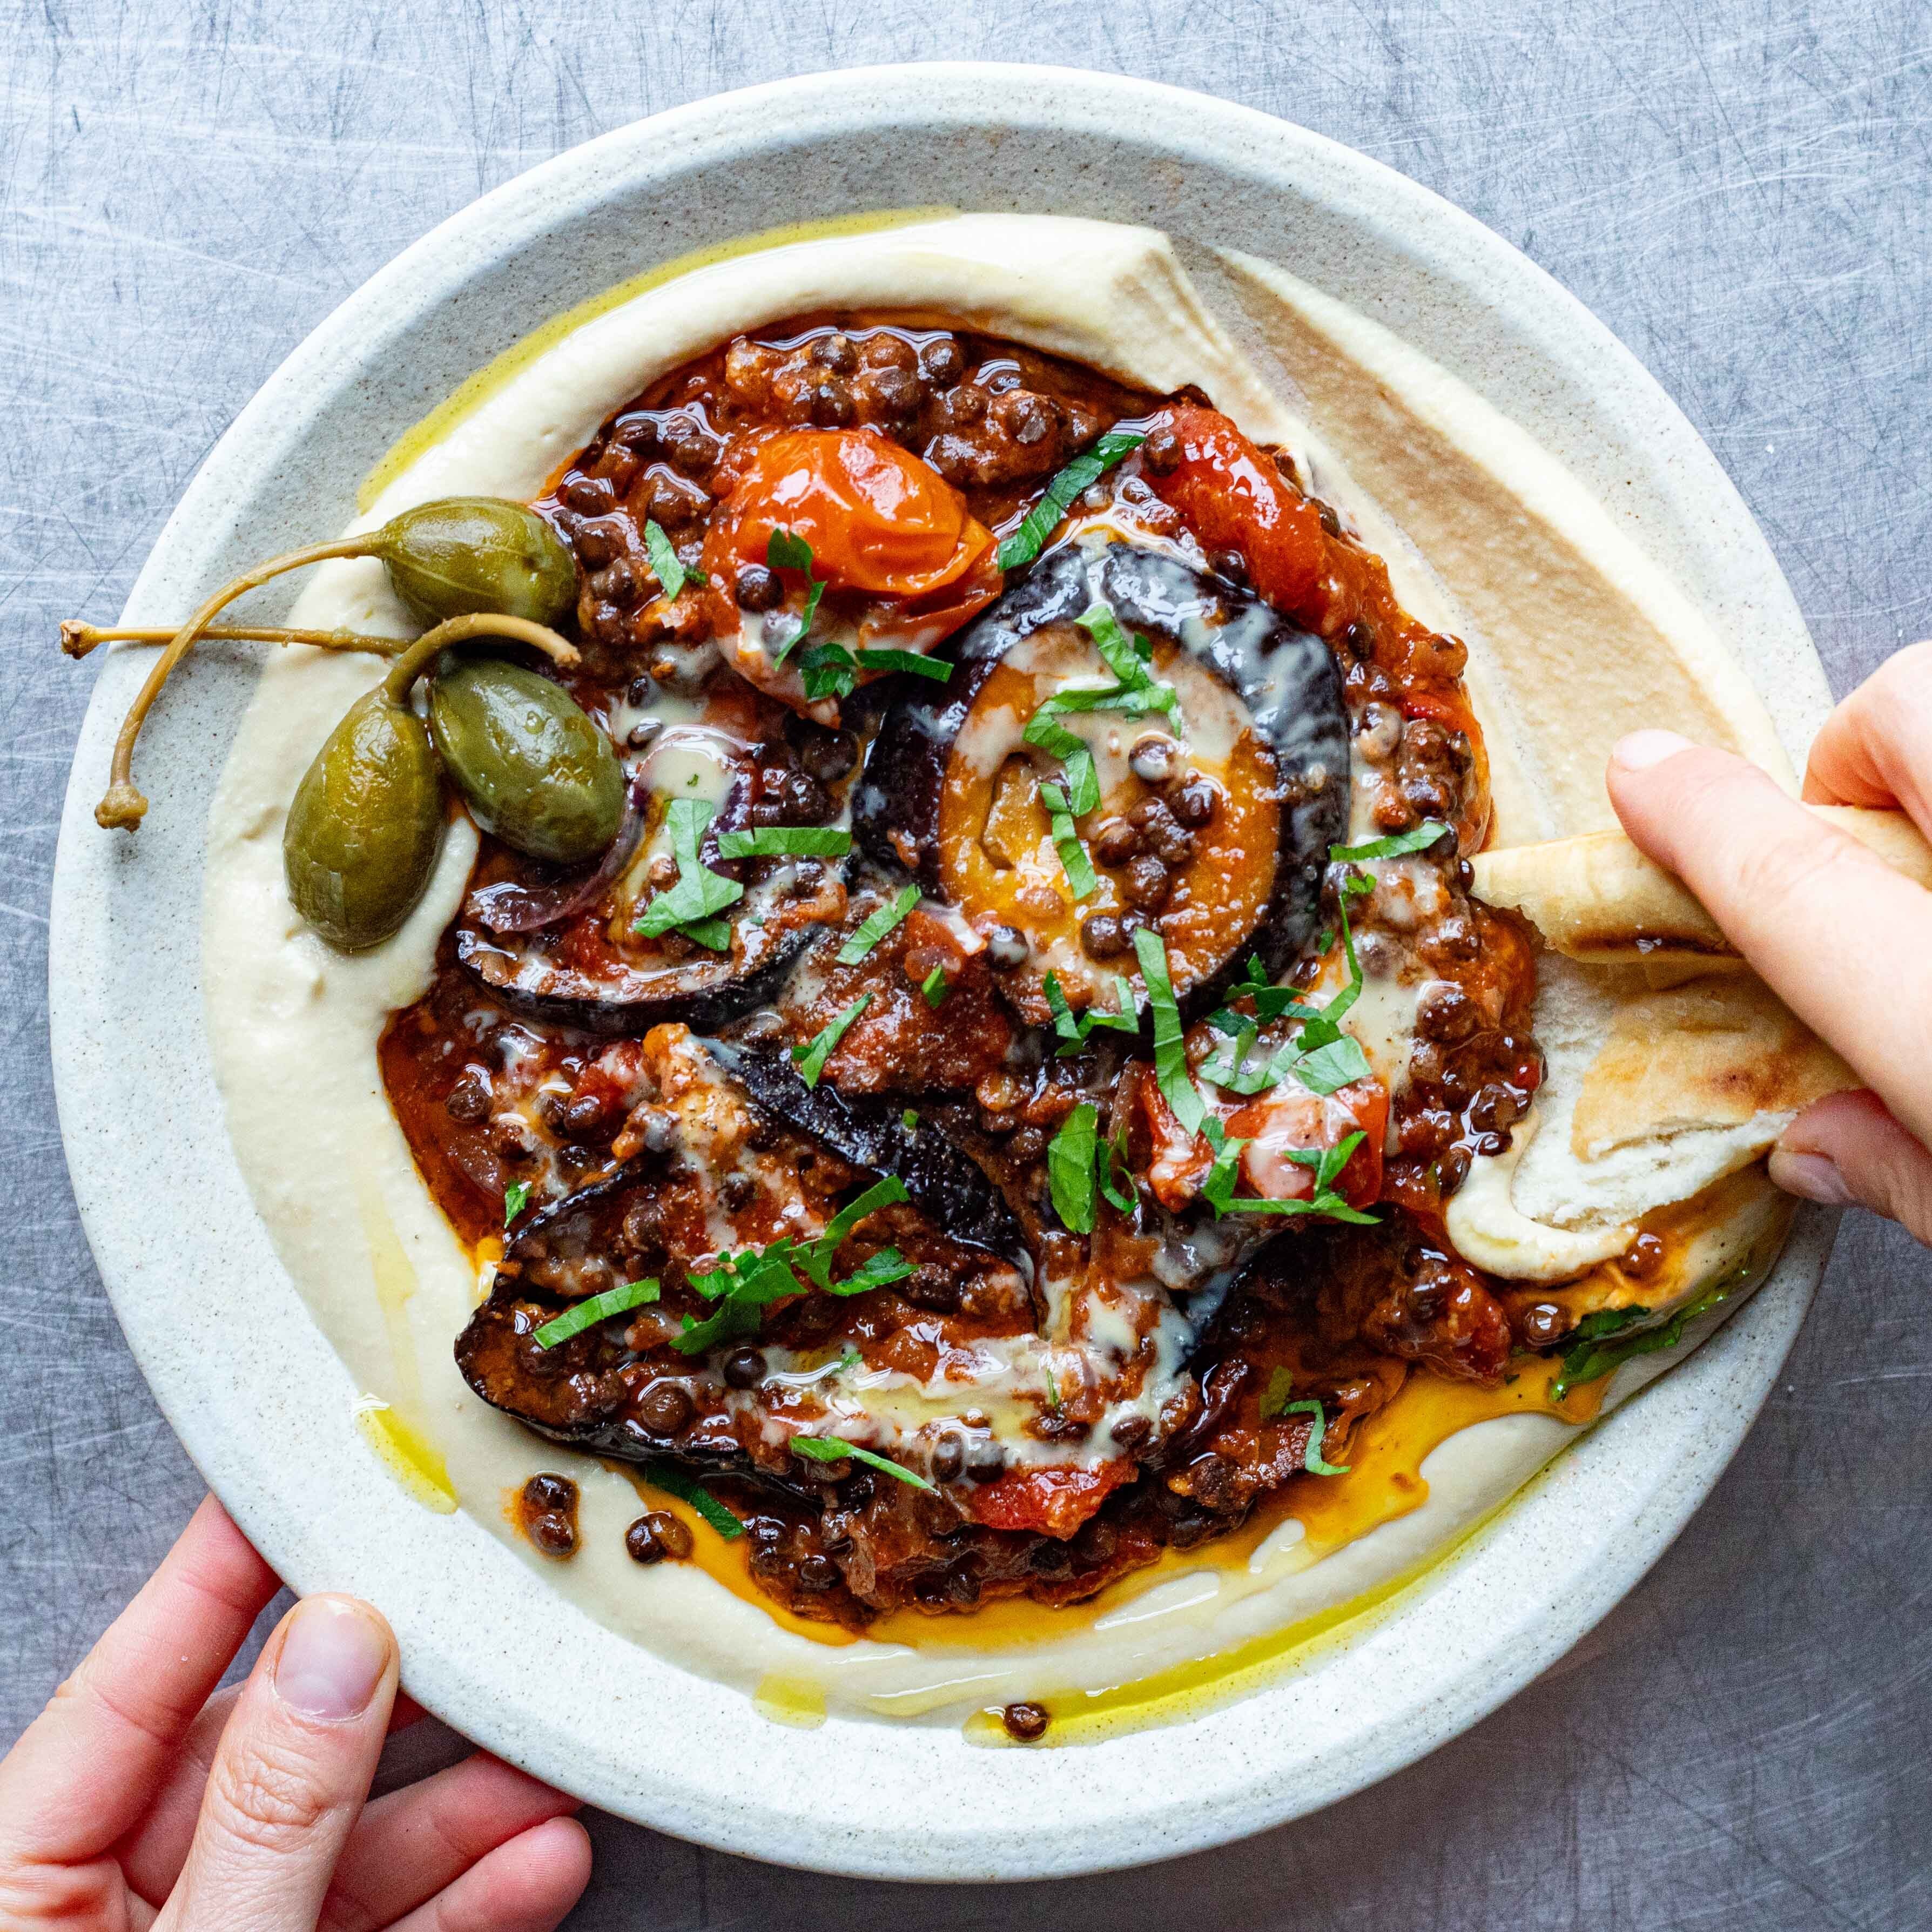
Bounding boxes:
[854,539,1350,1021]
[453,733,846,1034]
[455,1027,1033,1470]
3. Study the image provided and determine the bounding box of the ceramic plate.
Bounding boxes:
[50,64,1833,1879]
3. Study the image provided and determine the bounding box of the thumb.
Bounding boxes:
[1769,1088,1932,1246]
[1607,729,1932,1150]
[156,1596,398,1932]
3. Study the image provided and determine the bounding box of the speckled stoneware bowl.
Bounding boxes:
[50,65,1835,1879]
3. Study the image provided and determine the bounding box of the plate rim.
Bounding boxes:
[49,61,1833,1880]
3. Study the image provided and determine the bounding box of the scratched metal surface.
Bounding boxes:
[4,4,1929,1924]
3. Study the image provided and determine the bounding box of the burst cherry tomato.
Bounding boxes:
[707,428,995,600]
[1140,404,1329,625]
[1225,1080,1387,1210]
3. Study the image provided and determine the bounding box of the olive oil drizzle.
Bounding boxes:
[355,206,960,514]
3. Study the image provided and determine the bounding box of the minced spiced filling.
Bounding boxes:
[380,315,1567,1628]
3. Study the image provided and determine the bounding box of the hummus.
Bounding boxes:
[201,213,1802,1724]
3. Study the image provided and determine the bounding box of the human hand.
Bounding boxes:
[0,1496,591,1930]
[1607,640,1932,1244]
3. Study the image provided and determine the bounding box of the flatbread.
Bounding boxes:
[1470,805,1932,964]
[1451,807,1930,1278]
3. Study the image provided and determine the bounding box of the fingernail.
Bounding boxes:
[1768,1148,1855,1207]
[1611,729,1696,771]
[274,1598,390,1722]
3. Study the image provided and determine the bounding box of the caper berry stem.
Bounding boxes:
[379,612,581,705]
[62,620,408,661]
[94,535,378,831]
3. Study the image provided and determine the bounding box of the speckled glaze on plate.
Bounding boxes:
[49,65,1835,1880]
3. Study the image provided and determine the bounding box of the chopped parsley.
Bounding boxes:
[1022,714,1101,817]
[1019,599,1179,837]
[1043,970,1140,1054]
[1047,1102,1100,1233]
[791,1433,934,1490]
[1200,883,1375,1100]
[766,526,826,662]
[503,1180,530,1227]
[672,1176,913,1355]
[791,993,870,1088]
[1132,927,1206,1136]
[796,641,956,701]
[642,1460,743,1538]
[1330,821,1452,864]
[838,885,921,965]
[533,1277,661,1350]
[1550,1275,1740,1399]
[1201,1129,1379,1226]
[901,1108,919,1131]
[1260,1374,1350,1475]
[1075,603,1179,722]
[633,798,743,949]
[715,825,852,860]
[920,964,950,1007]
[1096,1126,1138,1214]
[996,429,1147,573]
[854,648,952,682]
[1040,780,1098,899]
[643,519,705,601]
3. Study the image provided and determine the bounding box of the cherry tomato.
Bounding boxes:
[707,428,995,599]
[1226,1080,1387,1211]
[1140,405,1329,625]
[969,1458,1135,1537]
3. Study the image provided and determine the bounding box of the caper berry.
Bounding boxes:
[377,499,577,630]
[428,658,624,865]
[283,689,445,952]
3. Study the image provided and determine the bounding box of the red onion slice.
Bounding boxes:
[467,776,648,935]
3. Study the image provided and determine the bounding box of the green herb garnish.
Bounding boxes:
[996,429,1146,572]
[767,526,826,662]
[675,915,733,952]
[793,641,954,701]
[1275,1398,1352,1468]
[1022,714,1101,816]
[1096,1126,1137,1214]
[643,519,705,601]
[1018,600,1177,830]
[901,1107,919,1131]
[767,526,814,572]
[854,648,952,682]
[1042,970,1140,1054]
[838,885,921,965]
[920,964,950,1007]
[798,641,857,701]
[1201,886,1374,1100]
[791,994,870,1088]
[533,1277,661,1350]
[1075,603,1179,722]
[1047,1102,1099,1233]
[715,826,852,860]
[1039,781,1098,899]
[1043,1364,1062,1411]
[1550,1277,1739,1399]
[642,1460,744,1538]
[503,1180,530,1227]
[1202,1129,1379,1225]
[791,1433,935,1490]
[633,799,744,946]
[798,1179,912,1290]
[672,1177,913,1355]
[1330,822,1452,864]
[1132,927,1206,1136]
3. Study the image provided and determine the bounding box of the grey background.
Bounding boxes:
[5,2,1928,1925]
